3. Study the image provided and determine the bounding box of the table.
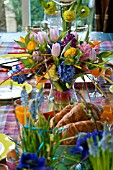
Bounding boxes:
[0,32,113,143]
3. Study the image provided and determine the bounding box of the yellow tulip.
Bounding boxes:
[27,41,37,51]
[64,47,76,57]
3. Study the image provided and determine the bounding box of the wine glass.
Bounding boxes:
[89,68,104,98]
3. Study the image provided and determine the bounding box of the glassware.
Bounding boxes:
[89,68,105,99]
[48,82,78,108]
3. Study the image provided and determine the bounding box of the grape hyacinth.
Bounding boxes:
[58,61,76,83]
[8,65,27,84]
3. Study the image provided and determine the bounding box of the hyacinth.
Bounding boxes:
[8,65,28,84]
[58,61,76,83]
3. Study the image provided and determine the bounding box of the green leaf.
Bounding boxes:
[58,31,67,41]
[61,40,72,56]
[98,51,113,61]
[25,33,30,45]
[76,0,82,12]
[20,58,34,68]
[14,40,26,48]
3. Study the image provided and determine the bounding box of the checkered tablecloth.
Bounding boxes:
[0,41,113,141]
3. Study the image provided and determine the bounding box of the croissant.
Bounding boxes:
[50,104,77,128]
[61,120,103,145]
[56,102,103,128]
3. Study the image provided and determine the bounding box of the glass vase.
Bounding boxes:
[48,83,78,107]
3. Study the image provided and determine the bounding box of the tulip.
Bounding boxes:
[19,36,25,43]
[38,31,48,44]
[27,41,37,51]
[64,47,76,57]
[89,48,97,60]
[51,43,61,57]
[32,51,43,62]
[30,32,38,42]
[50,28,59,42]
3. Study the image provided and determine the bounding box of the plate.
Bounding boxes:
[109,85,113,93]
[0,133,15,161]
[0,80,32,100]
[0,58,18,67]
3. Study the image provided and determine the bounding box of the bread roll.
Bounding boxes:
[56,102,103,128]
[50,104,76,128]
[61,120,103,145]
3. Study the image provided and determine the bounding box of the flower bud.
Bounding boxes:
[38,31,48,44]
[50,28,59,42]
[51,43,61,57]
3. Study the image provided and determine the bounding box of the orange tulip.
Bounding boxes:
[90,68,104,78]
[15,106,30,125]
[101,105,113,124]
[27,41,37,51]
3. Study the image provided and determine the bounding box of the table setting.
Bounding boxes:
[1,0,113,169]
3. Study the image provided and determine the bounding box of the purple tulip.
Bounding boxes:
[50,28,59,42]
[51,43,61,57]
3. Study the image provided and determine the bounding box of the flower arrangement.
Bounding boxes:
[7,28,113,95]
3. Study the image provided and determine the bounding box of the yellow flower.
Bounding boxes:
[63,10,76,22]
[64,47,76,57]
[27,41,37,51]
[44,2,56,15]
[19,36,25,43]
[44,64,58,81]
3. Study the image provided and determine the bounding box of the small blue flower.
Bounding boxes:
[21,87,28,106]
[70,130,103,159]
[16,153,51,170]
[70,146,83,154]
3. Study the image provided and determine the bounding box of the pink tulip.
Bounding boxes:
[30,32,38,42]
[32,51,43,61]
[51,43,61,57]
[50,29,59,42]
[89,48,97,60]
[37,31,48,44]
